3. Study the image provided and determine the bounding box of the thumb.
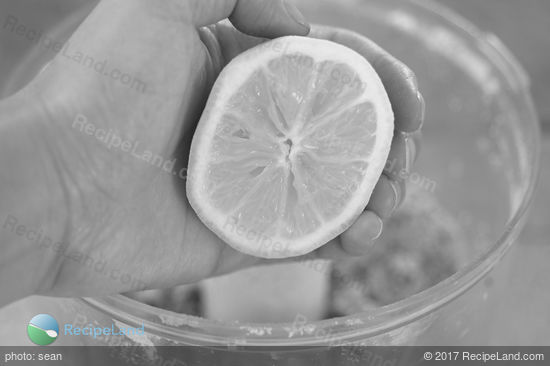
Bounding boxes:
[190,0,310,38]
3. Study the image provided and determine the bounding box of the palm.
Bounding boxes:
[36,20,275,296]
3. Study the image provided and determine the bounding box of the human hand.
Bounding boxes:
[1,0,422,300]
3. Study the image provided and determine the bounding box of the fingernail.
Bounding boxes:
[403,134,414,171]
[283,0,310,32]
[371,216,384,241]
[415,91,426,131]
[389,179,401,214]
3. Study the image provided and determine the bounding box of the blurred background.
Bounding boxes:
[438,0,550,131]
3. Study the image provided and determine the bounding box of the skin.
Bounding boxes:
[0,0,423,307]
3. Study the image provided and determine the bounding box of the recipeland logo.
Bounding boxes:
[27,314,59,345]
[27,314,145,345]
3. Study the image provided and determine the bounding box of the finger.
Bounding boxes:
[366,175,401,219]
[190,0,310,38]
[310,26,423,132]
[315,239,354,261]
[200,22,265,66]
[339,211,383,256]
[375,63,424,134]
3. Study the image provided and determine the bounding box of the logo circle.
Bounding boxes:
[27,314,59,345]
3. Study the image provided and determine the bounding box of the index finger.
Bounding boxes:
[309,25,424,133]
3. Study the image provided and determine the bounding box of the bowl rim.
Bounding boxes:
[79,0,541,346]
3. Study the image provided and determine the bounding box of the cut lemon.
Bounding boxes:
[187,36,394,259]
